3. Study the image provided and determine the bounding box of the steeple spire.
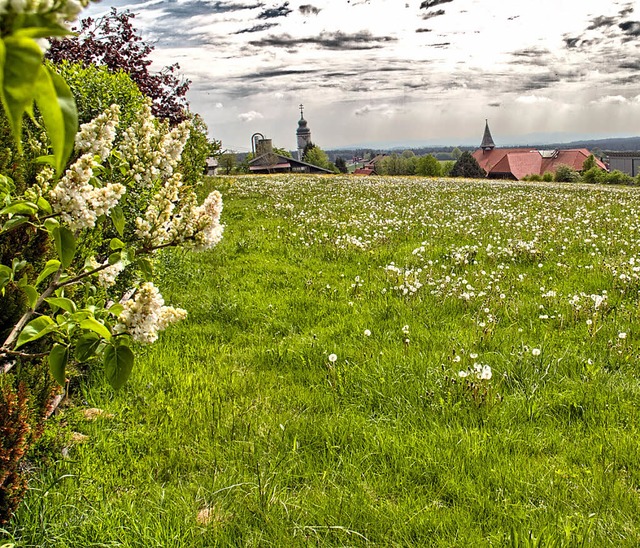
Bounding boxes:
[481,119,495,151]
[299,103,305,119]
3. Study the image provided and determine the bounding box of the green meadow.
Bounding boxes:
[5,175,640,546]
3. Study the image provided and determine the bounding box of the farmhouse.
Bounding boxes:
[605,151,640,177]
[472,120,606,180]
[249,137,333,174]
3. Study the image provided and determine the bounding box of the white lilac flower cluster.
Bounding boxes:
[49,154,126,231]
[135,173,183,246]
[136,185,224,251]
[118,100,190,188]
[116,282,187,344]
[0,0,86,20]
[86,257,126,288]
[47,106,126,230]
[75,105,120,161]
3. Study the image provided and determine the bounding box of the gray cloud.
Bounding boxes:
[619,20,640,38]
[234,22,278,33]
[241,68,319,79]
[422,9,445,20]
[416,28,432,33]
[257,2,292,19]
[488,102,501,107]
[420,0,453,8]
[299,4,321,15]
[249,30,396,50]
[587,15,617,30]
[619,4,634,17]
[619,58,640,70]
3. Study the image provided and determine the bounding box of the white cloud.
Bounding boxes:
[591,95,628,104]
[274,92,285,100]
[238,111,264,122]
[354,103,396,117]
[516,95,552,104]
[215,103,223,109]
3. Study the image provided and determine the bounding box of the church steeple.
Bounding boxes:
[480,119,495,151]
[296,104,312,161]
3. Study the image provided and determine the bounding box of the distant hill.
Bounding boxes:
[326,136,640,161]
[517,136,640,152]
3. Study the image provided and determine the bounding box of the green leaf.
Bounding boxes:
[104,343,134,390]
[45,296,76,313]
[108,303,124,317]
[12,258,26,273]
[35,154,56,167]
[0,174,15,200]
[137,257,154,281]
[48,343,68,386]
[12,15,72,38]
[0,264,11,291]
[36,196,52,214]
[1,215,28,233]
[0,200,38,215]
[20,284,38,309]
[53,226,76,268]
[75,332,101,362]
[109,238,125,250]
[108,252,121,265]
[80,318,112,341]
[0,36,43,144]
[34,65,77,174]
[15,315,55,348]
[35,259,61,286]
[111,206,125,236]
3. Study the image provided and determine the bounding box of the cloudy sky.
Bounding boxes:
[84,0,640,151]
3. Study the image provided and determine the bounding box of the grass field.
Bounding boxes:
[4,175,640,546]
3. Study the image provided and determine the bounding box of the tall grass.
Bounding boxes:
[4,175,640,546]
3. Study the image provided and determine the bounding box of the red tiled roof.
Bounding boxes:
[473,147,606,179]
[354,167,375,175]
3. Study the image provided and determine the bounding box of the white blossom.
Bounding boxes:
[116,282,187,344]
[75,105,120,161]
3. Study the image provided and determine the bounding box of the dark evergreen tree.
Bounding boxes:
[335,156,348,173]
[450,152,486,178]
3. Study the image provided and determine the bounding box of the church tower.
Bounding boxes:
[481,119,495,151]
[296,104,312,161]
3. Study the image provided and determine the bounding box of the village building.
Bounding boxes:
[248,137,333,175]
[604,151,640,177]
[248,106,333,174]
[472,120,606,180]
[353,154,386,175]
[296,104,312,161]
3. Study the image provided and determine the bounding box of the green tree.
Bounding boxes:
[274,147,292,158]
[605,170,633,185]
[582,154,597,172]
[554,164,580,183]
[416,154,441,177]
[441,161,455,176]
[450,152,486,178]
[451,147,463,160]
[581,167,606,184]
[219,153,237,175]
[303,144,334,171]
[335,157,348,173]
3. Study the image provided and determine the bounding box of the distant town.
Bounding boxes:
[211,106,640,183]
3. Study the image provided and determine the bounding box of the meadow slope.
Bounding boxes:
[7,175,640,547]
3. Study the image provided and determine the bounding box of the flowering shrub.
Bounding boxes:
[1,103,223,388]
